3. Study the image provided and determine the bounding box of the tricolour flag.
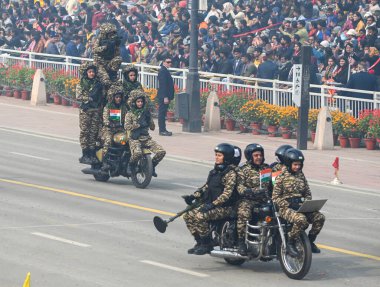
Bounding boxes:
[260,168,272,183]
[272,171,282,185]
[110,109,121,121]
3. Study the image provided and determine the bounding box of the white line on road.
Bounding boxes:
[328,217,380,220]
[141,260,209,278]
[10,152,50,161]
[31,232,91,247]
[172,182,198,189]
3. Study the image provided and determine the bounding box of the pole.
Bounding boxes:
[297,46,311,150]
[183,0,202,132]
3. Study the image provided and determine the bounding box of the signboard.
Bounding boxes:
[292,64,302,107]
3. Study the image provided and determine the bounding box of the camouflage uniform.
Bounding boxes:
[236,163,271,239]
[122,65,143,104]
[272,169,325,240]
[124,90,166,167]
[76,62,103,151]
[101,86,127,154]
[93,23,122,89]
[271,162,284,172]
[183,167,237,237]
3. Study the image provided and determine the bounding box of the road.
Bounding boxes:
[0,128,379,287]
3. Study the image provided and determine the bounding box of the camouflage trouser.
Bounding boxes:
[183,205,234,236]
[101,127,124,154]
[279,208,325,240]
[79,109,101,150]
[236,199,255,239]
[129,138,166,166]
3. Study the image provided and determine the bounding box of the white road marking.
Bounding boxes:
[0,220,151,230]
[0,103,78,117]
[10,152,50,161]
[328,217,380,220]
[141,260,209,278]
[0,127,78,144]
[172,182,198,189]
[31,232,90,247]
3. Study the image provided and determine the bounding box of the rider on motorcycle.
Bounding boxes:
[236,143,271,255]
[272,148,325,256]
[183,143,238,255]
[270,145,294,172]
[101,86,127,172]
[124,90,166,177]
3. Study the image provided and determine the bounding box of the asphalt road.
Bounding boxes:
[0,128,379,287]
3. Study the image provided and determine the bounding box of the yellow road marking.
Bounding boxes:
[317,244,380,261]
[0,178,175,217]
[1,178,380,262]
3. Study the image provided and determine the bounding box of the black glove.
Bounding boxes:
[80,102,89,111]
[200,203,214,213]
[182,194,195,205]
[254,188,269,198]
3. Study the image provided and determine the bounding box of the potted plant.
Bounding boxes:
[64,76,80,107]
[18,66,36,100]
[308,109,319,142]
[278,106,298,139]
[331,111,355,148]
[368,113,380,145]
[219,91,249,131]
[240,99,265,135]
[258,102,280,136]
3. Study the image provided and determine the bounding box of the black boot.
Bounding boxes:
[194,235,213,255]
[152,166,157,177]
[308,234,321,253]
[237,238,248,256]
[89,149,99,164]
[287,238,299,257]
[79,149,92,165]
[101,152,111,172]
[188,234,201,254]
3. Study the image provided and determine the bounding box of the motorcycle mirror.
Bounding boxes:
[153,216,168,233]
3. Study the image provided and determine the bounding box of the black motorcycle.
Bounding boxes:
[81,132,153,189]
[209,198,312,280]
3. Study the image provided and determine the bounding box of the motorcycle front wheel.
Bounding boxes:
[131,154,153,189]
[278,231,312,280]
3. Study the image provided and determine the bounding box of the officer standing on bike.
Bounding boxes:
[124,90,166,177]
[183,143,238,255]
[236,143,271,255]
[76,62,103,165]
[272,148,325,256]
[101,85,127,171]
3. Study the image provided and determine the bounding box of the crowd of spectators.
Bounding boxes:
[1,0,380,96]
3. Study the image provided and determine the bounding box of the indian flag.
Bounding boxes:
[110,109,121,121]
[260,168,272,183]
[272,171,282,185]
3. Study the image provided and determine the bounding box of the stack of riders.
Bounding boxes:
[183,143,325,257]
[76,63,166,177]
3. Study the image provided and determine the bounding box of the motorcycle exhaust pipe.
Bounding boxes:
[81,167,101,175]
[210,250,248,260]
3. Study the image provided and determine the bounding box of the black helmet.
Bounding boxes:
[232,146,242,166]
[244,143,265,163]
[284,148,305,172]
[275,145,294,164]
[214,143,235,165]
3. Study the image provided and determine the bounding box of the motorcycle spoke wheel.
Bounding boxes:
[278,231,312,280]
[131,154,153,189]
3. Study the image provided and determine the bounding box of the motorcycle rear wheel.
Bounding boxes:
[220,221,246,266]
[131,154,153,189]
[278,231,312,280]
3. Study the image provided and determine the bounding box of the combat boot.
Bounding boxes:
[187,234,201,254]
[89,148,99,164]
[308,234,321,253]
[152,166,158,177]
[237,238,248,256]
[79,149,92,165]
[193,235,213,255]
[287,238,299,257]
[101,152,111,172]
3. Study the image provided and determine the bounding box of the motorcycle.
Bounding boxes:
[154,196,312,280]
[209,197,312,280]
[81,132,153,189]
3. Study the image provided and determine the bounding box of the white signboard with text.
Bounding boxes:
[292,64,302,107]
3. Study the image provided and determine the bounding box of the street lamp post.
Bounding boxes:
[183,0,203,132]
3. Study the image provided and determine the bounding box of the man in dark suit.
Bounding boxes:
[157,56,175,136]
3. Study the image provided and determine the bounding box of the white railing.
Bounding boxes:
[0,48,378,118]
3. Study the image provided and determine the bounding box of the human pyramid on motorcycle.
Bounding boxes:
[76,23,165,188]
